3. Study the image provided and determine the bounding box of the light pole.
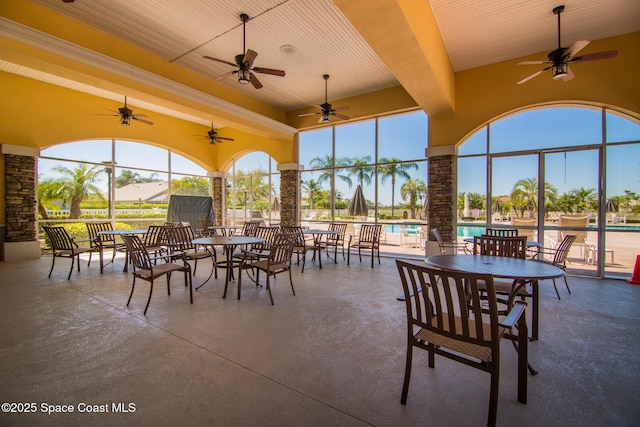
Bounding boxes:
[102,160,113,219]
[243,190,248,220]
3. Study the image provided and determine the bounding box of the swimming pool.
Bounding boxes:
[457,224,640,236]
[385,224,422,233]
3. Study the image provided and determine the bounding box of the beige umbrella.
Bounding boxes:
[348,185,368,217]
[271,196,280,212]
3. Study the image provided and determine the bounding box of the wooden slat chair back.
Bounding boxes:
[473,235,527,259]
[234,226,279,264]
[324,222,348,262]
[196,219,214,237]
[237,233,296,305]
[485,228,518,237]
[241,221,261,237]
[43,225,99,280]
[121,234,192,315]
[347,224,382,268]
[165,225,215,276]
[280,225,314,272]
[396,260,528,427]
[143,225,169,257]
[86,222,126,273]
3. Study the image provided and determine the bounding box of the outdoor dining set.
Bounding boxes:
[41,219,577,426]
[41,220,385,313]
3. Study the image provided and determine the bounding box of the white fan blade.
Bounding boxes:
[563,65,575,82]
[517,67,549,85]
[566,40,590,60]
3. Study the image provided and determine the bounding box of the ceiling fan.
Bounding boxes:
[97,96,153,125]
[298,74,350,123]
[196,123,234,145]
[203,13,285,89]
[517,5,618,85]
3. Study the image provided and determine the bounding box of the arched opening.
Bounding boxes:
[226,151,280,226]
[38,139,209,232]
[457,105,640,279]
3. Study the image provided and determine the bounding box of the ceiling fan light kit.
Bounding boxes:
[298,74,350,124]
[552,62,568,80]
[517,5,618,85]
[203,13,285,89]
[195,123,235,145]
[96,96,153,126]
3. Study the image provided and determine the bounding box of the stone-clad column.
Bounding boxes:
[208,171,227,226]
[277,163,302,227]
[426,146,456,253]
[1,145,41,261]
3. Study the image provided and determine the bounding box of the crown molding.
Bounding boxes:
[0,18,296,136]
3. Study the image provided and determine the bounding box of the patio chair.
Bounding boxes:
[240,220,261,237]
[557,215,590,260]
[485,228,518,237]
[121,234,192,315]
[347,224,382,268]
[233,225,279,263]
[511,218,536,242]
[86,222,126,273]
[143,225,169,258]
[432,228,468,255]
[237,232,295,305]
[473,235,539,340]
[196,219,214,237]
[535,234,578,299]
[396,260,528,427]
[400,224,421,248]
[322,222,348,262]
[43,225,100,280]
[473,235,527,259]
[280,225,316,272]
[165,225,216,277]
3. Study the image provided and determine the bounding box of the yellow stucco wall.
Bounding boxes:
[430,32,640,148]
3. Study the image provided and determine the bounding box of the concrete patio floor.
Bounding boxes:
[0,251,639,426]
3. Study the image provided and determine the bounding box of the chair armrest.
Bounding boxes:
[500,300,527,329]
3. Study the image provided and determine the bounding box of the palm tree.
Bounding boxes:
[52,163,104,219]
[379,158,418,218]
[510,177,557,218]
[570,187,597,213]
[309,155,351,187]
[347,155,374,189]
[37,177,64,220]
[301,179,323,210]
[400,178,427,219]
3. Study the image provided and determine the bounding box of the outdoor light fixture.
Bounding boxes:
[120,115,131,126]
[320,111,331,123]
[238,69,251,84]
[552,62,568,80]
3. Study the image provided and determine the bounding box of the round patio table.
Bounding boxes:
[302,229,339,269]
[192,236,264,298]
[425,254,564,341]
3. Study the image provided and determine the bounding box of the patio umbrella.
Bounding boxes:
[348,185,368,217]
[463,193,470,218]
[421,196,428,219]
[271,196,280,212]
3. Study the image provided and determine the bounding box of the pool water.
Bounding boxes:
[385,224,422,233]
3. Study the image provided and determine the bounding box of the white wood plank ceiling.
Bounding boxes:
[10,0,640,119]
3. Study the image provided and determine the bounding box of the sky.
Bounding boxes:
[38,107,640,208]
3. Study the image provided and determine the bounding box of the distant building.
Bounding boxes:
[113,182,169,204]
